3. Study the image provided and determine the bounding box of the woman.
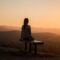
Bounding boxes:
[21,18,34,52]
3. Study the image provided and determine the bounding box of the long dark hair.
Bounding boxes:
[23,18,29,29]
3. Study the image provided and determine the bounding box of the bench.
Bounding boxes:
[31,40,44,54]
[20,39,44,54]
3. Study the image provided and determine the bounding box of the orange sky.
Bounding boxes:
[0,0,60,28]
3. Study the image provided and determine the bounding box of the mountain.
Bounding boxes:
[0,26,19,31]
[32,27,60,35]
[0,30,60,55]
[0,26,60,35]
[0,26,60,55]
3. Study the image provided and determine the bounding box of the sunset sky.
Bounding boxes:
[0,0,60,28]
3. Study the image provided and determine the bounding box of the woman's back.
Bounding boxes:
[21,25,31,40]
[21,18,33,41]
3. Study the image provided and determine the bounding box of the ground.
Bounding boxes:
[0,47,60,60]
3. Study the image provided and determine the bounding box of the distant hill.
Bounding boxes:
[0,26,60,55]
[0,30,60,54]
[0,26,19,31]
[0,26,60,35]
[32,27,60,35]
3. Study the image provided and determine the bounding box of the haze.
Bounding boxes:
[0,0,60,28]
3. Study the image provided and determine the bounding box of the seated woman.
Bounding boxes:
[20,18,34,52]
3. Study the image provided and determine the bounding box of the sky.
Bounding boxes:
[0,0,60,28]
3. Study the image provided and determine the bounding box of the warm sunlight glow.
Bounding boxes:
[0,0,60,28]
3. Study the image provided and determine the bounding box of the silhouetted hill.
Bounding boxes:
[0,30,20,48]
[0,26,60,34]
[0,30,60,55]
[0,26,19,31]
[32,27,60,35]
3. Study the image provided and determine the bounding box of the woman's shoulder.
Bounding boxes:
[27,25,30,27]
[27,25,31,28]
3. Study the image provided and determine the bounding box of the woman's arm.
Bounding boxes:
[28,25,31,35]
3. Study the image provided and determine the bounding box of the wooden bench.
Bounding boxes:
[31,40,44,54]
[20,39,44,54]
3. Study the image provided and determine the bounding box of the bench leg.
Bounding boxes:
[34,44,37,54]
[24,42,27,52]
[29,43,32,53]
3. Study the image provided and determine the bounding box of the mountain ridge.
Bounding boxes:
[0,26,60,35]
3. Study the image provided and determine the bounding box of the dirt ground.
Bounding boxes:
[0,47,60,60]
